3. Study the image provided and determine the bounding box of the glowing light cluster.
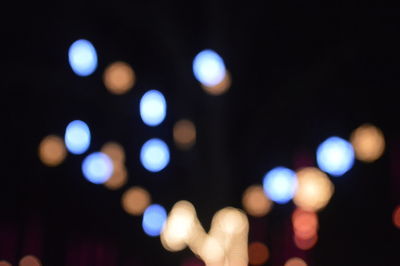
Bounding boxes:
[68,39,97,77]
[140,90,166,127]
[263,167,297,204]
[101,142,127,190]
[38,135,67,166]
[82,152,113,184]
[140,138,170,172]
[142,204,167,237]
[350,124,385,162]
[64,120,91,155]
[242,185,273,217]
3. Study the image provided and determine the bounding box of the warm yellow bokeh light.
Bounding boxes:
[104,162,127,190]
[292,208,318,240]
[103,61,136,95]
[101,142,125,163]
[199,236,225,264]
[393,205,400,229]
[248,242,269,265]
[212,207,248,235]
[19,255,41,266]
[38,135,67,167]
[0,261,11,266]
[294,167,334,212]
[350,124,385,162]
[202,71,231,96]
[242,185,273,217]
[173,119,196,150]
[294,233,318,250]
[284,257,307,266]
[121,186,151,216]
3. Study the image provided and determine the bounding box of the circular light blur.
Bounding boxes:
[212,207,248,235]
[68,39,97,76]
[19,255,41,266]
[294,167,334,212]
[142,204,167,237]
[292,208,318,240]
[101,141,125,163]
[140,138,170,172]
[64,120,91,155]
[294,234,318,250]
[0,261,11,266]
[38,135,67,166]
[284,257,307,266]
[393,205,400,229]
[350,124,385,163]
[173,119,196,150]
[263,167,297,204]
[316,136,354,177]
[104,162,127,190]
[201,71,231,96]
[122,186,151,216]
[82,152,113,184]
[248,242,269,265]
[193,49,226,87]
[103,61,136,95]
[140,90,166,127]
[199,236,225,263]
[242,185,273,217]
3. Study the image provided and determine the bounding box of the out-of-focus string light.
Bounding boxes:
[173,119,196,150]
[140,138,170,172]
[350,124,385,163]
[193,49,226,87]
[248,242,269,265]
[293,167,334,212]
[242,185,273,217]
[201,71,231,96]
[38,135,67,166]
[140,90,166,127]
[64,120,91,155]
[294,234,318,250]
[19,255,41,266]
[121,186,151,216]
[103,61,136,95]
[142,204,167,237]
[68,39,97,77]
[263,167,297,204]
[101,142,127,190]
[0,261,11,266]
[82,152,113,184]
[393,205,400,229]
[292,208,318,240]
[316,136,354,177]
[284,257,307,266]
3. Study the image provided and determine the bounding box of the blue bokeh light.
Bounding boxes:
[65,120,91,155]
[140,90,166,127]
[140,138,170,172]
[193,49,226,87]
[142,204,167,237]
[263,167,297,204]
[68,39,98,76]
[82,152,113,184]
[317,136,355,177]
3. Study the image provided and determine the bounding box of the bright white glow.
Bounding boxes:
[317,136,355,177]
[140,138,170,172]
[65,120,91,154]
[140,90,166,127]
[142,204,167,237]
[68,39,98,76]
[193,49,226,87]
[82,152,113,184]
[263,167,297,204]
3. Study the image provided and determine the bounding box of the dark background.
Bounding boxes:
[1,1,400,265]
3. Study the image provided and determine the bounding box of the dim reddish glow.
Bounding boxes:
[19,255,41,266]
[242,185,273,217]
[181,257,205,266]
[393,205,400,229]
[248,242,269,265]
[38,135,67,167]
[103,61,136,95]
[121,186,151,216]
[0,261,11,266]
[292,208,318,240]
[294,233,318,250]
[284,257,307,266]
[173,119,196,150]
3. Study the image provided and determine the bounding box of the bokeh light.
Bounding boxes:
[140,90,166,127]
[393,205,400,229]
[19,255,41,266]
[294,167,334,212]
[82,152,113,184]
[263,167,297,204]
[294,234,318,250]
[284,257,307,266]
[101,141,125,163]
[101,142,127,190]
[316,136,354,177]
[103,61,136,95]
[68,39,97,76]
[201,71,231,96]
[193,49,226,87]
[140,138,170,172]
[350,124,385,162]
[292,208,318,240]
[199,236,225,264]
[64,120,91,155]
[248,242,269,265]
[173,119,196,150]
[212,207,248,235]
[121,186,151,216]
[38,135,67,166]
[142,204,167,237]
[242,185,273,217]
[0,261,11,266]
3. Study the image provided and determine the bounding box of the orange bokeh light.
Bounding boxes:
[101,142,127,190]
[121,186,151,216]
[101,142,125,163]
[201,71,231,96]
[173,119,196,150]
[242,185,272,217]
[393,205,400,229]
[248,242,269,265]
[292,208,318,240]
[103,61,136,95]
[19,255,41,266]
[350,124,385,162]
[0,261,11,266]
[284,257,307,266]
[38,135,67,167]
[294,233,318,250]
